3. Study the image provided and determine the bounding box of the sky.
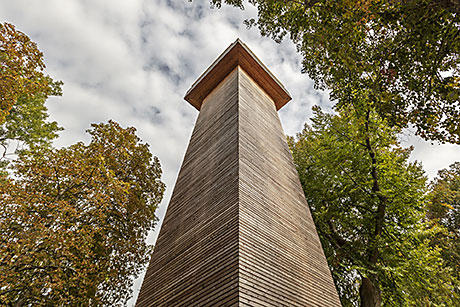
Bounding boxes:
[1,0,459,305]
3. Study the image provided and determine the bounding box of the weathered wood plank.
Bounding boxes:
[136,41,341,307]
[136,69,240,307]
[238,67,340,306]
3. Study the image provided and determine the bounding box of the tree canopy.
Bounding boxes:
[0,22,61,124]
[0,120,165,306]
[427,162,460,301]
[206,3,460,302]
[213,0,460,143]
[288,105,458,306]
[429,162,460,234]
[0,24,165,306]
[0,22,63,175]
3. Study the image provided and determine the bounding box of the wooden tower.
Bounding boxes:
[136,39,341,306]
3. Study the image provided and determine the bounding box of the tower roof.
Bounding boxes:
[184,39,292,111]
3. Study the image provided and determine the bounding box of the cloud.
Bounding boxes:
[1,0,459,305]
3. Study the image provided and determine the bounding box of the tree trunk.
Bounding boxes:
[360,276,382,307]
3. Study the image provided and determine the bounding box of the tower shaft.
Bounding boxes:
[136,41,341,307]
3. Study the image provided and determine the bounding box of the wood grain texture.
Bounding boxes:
[136,68,240,307]
[184,39,291,111]
[136,65,341,306]
[238,67,341,306]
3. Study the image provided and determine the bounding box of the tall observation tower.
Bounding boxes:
[136,39,341,307]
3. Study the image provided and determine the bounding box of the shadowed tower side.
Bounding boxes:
[136,39,341,307]
[136,67,240,306]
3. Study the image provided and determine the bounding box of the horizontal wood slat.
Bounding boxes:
[184,39,291,111]
[136,42,340,306]
[237,68,341,306]
[136,69,240,307]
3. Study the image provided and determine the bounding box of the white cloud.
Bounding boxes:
[1,0,459,305]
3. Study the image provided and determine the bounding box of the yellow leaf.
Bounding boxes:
[441,203,454,210]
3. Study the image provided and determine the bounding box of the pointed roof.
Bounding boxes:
[184,39,292,111]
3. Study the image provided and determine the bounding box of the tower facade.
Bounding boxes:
[136,40,341,307]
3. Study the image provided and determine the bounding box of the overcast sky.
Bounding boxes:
[2,0,459,305]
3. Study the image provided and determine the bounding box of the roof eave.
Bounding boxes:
[184,39,291,111]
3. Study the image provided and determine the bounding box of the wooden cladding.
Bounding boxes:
[184,39,291,111]
[237,68,340,306]
[137,69,240,307]
[137,48,340,305]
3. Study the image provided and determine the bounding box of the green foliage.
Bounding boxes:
[387,223,458,306]
[0,22,63,175]
[208,1,460,304]
[427,162,460,301]
[0,121,165,306]
[0,22,60,124]
[429,162,460,233]
[288,105,457,306]
[0,94,63,172]
[213,0,460,143]
[1,94,61,148]
[0,22,165,306]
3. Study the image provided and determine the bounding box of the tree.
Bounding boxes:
[427,162,460,300]
[0,94,62,174]
[0,22,60,124]
[212,0,460,143]
[0,120,165,306]
[208,1,460,304]
[429,162,460,235]
[288,105,457,306]
[0,22,63,174]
